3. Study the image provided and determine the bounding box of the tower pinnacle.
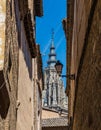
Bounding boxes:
[51,28,54,41]
[47,29,57,67]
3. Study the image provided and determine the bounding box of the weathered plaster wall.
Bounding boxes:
[16,22,33,130]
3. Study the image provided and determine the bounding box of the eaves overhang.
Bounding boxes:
[34,0,43,17]
[23,10,37,58]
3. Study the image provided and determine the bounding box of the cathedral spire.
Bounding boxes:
[47,29,57,67]
[51,28,54,42]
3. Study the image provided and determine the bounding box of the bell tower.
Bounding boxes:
[47,30,57,67]
[42,30,67,110]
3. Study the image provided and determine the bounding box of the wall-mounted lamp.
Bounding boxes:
[57,106,62,116]
[55,60,75,80]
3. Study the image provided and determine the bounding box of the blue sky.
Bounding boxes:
[36,0,66,87]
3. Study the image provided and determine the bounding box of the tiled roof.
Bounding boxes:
[42,117,68,127]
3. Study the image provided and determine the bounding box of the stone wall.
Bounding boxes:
[66,0,92,123]
[66,0,101,129]
[0,0,19,130]
[73,0,101,130]
[0,0,43,130]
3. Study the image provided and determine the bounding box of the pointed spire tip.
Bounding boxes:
[51,28,54,40]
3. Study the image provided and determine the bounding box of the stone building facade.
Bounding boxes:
[42,38,68,130]
[42,41,68,110]
[0,0,43,130]
[64,0,101,130]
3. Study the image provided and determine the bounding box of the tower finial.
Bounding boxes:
[47,29,56,67]
[51,28,54,41]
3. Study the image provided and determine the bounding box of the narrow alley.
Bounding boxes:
[0,0,101,130]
